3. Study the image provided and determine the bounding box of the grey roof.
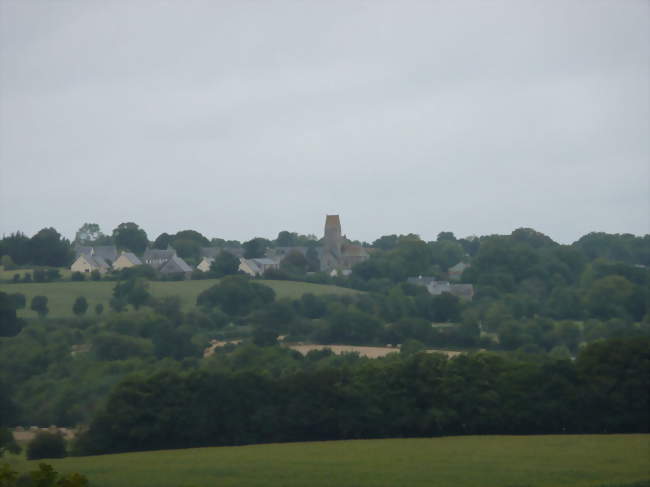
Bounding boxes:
[222,247,244,258]
[252,257,278,266]
[74,245,93,258]
[143,247,176,261]
[93,245,118,262]
[120,252,142,265]
[268,246,309,257]
[77,253,109,269]
[159,255,192,274]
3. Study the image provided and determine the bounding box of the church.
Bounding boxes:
[320,215,370,272]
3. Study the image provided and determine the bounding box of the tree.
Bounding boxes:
[243,237,271,259]
[72,297,88,316]
[30,295,49,318]
[153,232,174,249]
[0,427,20,457]
[280,250,309,275]
[90,269,101,281]
[0,292,24,337]
[29,228,73,267]
[74,223,104,245]
[210,251,240,277]
[26,431,66,460]
[197,276,275,315]
[95,303,104,315]
[113,278,151,310]
[112,222,148,254]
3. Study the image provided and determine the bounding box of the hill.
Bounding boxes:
[0,278,360,319]
[7,435,649,487]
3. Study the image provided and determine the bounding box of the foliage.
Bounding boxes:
[197,276,275,315]
[111,222,148,254]
[0,427,20,457]
[27,432,67,460]
[74,223,106,246]
[30,295,49,318]
[0,292,25,337]
[243,238,271,259]
[1,255,16,271]
[209,251,240,278]
[0,462,88,487]
[75,338,649,455]
[70,272,85,282]
[72,297,88,316]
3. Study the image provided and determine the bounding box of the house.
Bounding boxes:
[74,245,118,264]
[448,261,470,281]
[159,255,193,275]
[407,276,474,301]
[70,253,110,274]
[238,257,280,277]
[142,247,192,276]
[112,252,142,271]
[197,257,214,272]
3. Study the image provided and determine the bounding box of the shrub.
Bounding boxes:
[30,295,49,317]
[95,303,104,315]
[90,270,101,281]
[12,273,20,283]
[72,297,88,316]
[26,431,66,460]
[22,273,32,283]
[70,271,85,281]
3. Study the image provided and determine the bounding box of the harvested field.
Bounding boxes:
[288,344,463,358]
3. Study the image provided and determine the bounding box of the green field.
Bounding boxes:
[0,278,359,319]
[5,435,649,487]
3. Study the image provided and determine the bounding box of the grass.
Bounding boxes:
[0,278,359,319]
[5,435,649,487]
[0,267,72,281]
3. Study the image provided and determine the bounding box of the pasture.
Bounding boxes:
[6,435,649,487]
[0,278,359,319]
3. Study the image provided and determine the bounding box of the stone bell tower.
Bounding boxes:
[321,214,342,270]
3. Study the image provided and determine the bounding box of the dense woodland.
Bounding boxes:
[0,225,648,455]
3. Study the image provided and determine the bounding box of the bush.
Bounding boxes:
[26,431,66,460]
[22,273,32,283]
[30,295,49,318]
[72,297,88,316]
[10,293,26,310]
[95,303,104,315]
[70,271,85,281]
[90,270,101,281]
[12,273,20,283]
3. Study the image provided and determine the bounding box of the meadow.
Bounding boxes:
[6,435,649,487]
[0,277,360,319]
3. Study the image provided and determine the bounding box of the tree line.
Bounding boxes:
[73,337,649,455]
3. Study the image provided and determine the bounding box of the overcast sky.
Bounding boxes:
[0,0,648,245]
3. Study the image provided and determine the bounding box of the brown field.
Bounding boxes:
[288,344,463,358]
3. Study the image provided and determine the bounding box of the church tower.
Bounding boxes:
[321,214,342,270]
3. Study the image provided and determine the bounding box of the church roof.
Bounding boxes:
[325,215,340,226]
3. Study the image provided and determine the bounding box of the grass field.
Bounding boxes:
[0,278,359,319]
[5,435,649,487]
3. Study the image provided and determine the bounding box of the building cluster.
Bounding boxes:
[70,214,371,278]
[70,215,473,300]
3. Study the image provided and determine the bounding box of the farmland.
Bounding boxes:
[0,277,360,319]
[6,435,649,487]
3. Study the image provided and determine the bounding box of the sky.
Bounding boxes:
[0,0,648,245]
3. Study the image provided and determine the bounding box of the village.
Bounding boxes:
[69,214,474,300]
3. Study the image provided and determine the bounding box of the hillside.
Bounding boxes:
[0,278,360,319]
[6,435,649,487]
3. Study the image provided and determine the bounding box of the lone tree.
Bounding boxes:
[30,295,49,318]
[72,296,88,316]
[95,303,104,316]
